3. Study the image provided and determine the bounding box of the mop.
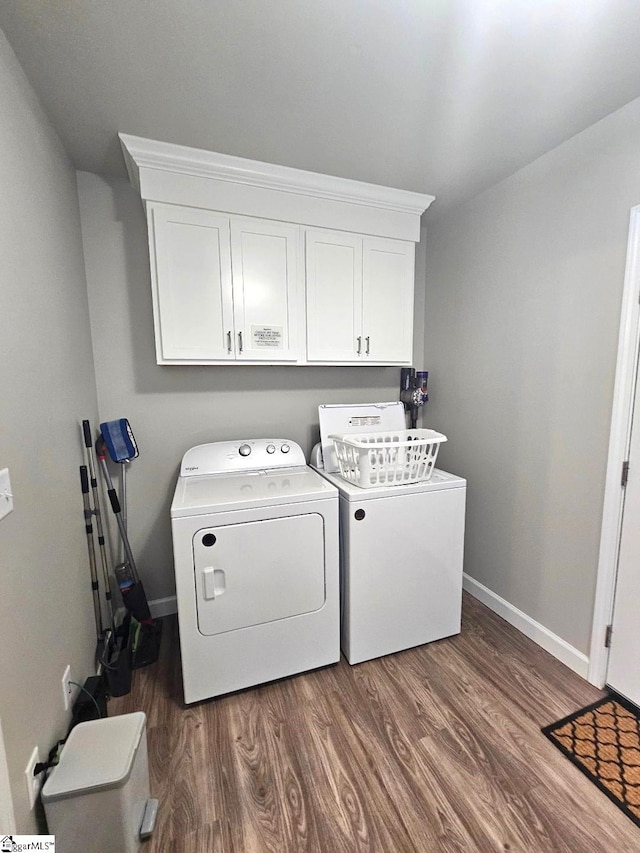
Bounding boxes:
[97,419,161,668]
[82,419,131,697]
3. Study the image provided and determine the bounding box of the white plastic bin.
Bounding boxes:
[41,712,155,853]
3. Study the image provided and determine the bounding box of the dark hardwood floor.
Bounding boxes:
[111,594,640,852]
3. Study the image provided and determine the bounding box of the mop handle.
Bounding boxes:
[96,437,140,583]
[80,465,104,639]
[83,420,98,482]
[82,420,116,635]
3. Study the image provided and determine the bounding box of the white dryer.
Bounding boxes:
[313,403,466,665]
[171,439,340,704]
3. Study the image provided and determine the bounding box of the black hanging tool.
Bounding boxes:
[400,368,429,428]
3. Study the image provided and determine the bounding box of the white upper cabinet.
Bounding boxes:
[230,218,299,361]
[150,204,234,362]
[306,230,362,362]
[362,237,414,363]
[306,230,414,364]
[148,205,300,363]
[120,134,434,366]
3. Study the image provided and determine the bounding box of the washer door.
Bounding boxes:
[193,513,326,636]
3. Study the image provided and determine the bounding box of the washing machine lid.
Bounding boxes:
[313,466,466,500]
[171,466,337,517]
[318,402,406,474]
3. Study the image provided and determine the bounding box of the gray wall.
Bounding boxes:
[0,32,99,832]
[424,96,640,655]
[77,171,423,603]
[5,14,637,832]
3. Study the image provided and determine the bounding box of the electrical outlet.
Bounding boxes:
[24,746,41,809]
[0,468,13,521]
[61,664,73,711]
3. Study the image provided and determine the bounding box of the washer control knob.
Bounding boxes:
[266,444,276,454]
[238,444,252,457]
[280,443,290,454]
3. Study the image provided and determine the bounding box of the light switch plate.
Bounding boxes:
[0,468,13,521]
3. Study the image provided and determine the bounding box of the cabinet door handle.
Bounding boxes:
[365,336,370,355]
[238,331,243,353]
[227,331,232,353]
[357,336,362,355]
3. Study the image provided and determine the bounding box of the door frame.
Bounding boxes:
[589,204,640,686]
[0,718,16,833]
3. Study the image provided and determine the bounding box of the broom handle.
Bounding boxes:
[96,438,140,583]
[120,461,127,563]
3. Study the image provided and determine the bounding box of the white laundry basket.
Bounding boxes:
[330,429,447,488]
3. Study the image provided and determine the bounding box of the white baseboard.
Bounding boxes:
[463,574,590,679]
[149,595,178,618]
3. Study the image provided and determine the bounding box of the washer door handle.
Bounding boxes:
[202,567,226,599]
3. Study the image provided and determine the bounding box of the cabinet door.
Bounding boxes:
[362,237,414,363]
[149,203,234,362]
[305,230,363,362]
[230,218,300,361]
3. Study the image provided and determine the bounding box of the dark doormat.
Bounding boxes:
[542,693,640,828]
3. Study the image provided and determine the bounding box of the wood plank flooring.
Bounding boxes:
[111,594,640,852]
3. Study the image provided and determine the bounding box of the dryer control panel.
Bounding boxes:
[180,439,306,476]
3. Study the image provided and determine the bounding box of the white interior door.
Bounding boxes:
[607,358,640,705]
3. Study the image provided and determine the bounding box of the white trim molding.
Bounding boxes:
[463,574,589,679]
[119,133,434,216]
[119,134,434,242]
[589,205,640,687]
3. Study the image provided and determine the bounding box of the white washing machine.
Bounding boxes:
[312,402,466,665]
[171,438,340,704]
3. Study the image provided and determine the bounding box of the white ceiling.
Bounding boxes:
[2,0,640,214]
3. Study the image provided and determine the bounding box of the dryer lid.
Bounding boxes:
[318,402,405,473]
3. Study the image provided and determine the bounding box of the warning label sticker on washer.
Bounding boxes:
[350,416,382,427]
[251,325,284,348]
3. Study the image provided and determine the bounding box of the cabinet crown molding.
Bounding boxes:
[119,133,434,218]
